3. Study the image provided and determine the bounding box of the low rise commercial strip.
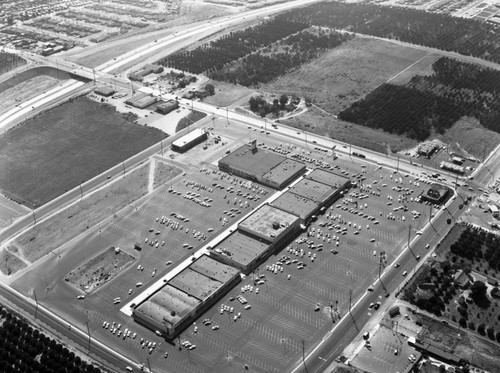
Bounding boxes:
[132,254,240,339]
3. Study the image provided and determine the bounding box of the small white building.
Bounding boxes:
[489,204,499,217]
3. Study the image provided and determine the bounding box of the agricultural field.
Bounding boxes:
[400,223,500,370]
[0,305,103,373]
[338,57,500,142]
[0,96,166,209]
[0,51,26,76]
[263,37,429,115]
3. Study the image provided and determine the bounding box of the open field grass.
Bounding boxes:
[203,80,254,107]
[281,106,418,154]
[0,96,167,209]
[152,159,183,190]
[0,248,27,275]
[176,110,207,132]
[263,37,428,115]
[10,162,150,267]
[434,117,500,161]
[0,66,70,115]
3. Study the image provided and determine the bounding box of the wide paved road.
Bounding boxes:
[291,181,465,372]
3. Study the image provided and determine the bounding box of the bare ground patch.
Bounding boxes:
[282,106,417,154]
[203,80,255,107]
[65,247,135,293]
[0,248,27,275]
[12,163,150,266]
[262,37,428,115]
[152,161,182,190]
[435,117,500,161]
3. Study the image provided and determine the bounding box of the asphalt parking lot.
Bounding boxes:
[11,120,446,372]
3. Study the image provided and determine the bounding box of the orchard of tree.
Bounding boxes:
[283,2,500,64]
[209,27,352,86]
[338,57,500,141]
[0,304,102,373]
[0,51,26,76]
[158,16,309,74]
[450,226,500,272]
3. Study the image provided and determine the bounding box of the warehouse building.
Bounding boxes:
[132,254,240,339]
[271,192,319,222]
[238,204,301,245]
[125,93,157,109]
[171,128,208,153]
[94,86,115,97]
[272,170,350,223]
[209,231,270,273]
[210,204,301,273]
[218,141,306,189]
[156,100,179,115]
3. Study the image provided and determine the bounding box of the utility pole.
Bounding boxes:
[147,357,152,373]
[397,156,400,172]
[301,339,309,373]
[122,161,126,176]
[79,183,83,201]
[92,68,95,85]
[348,289,352,316]
[33,290,38,320]
[32,210,36,226]
[407,224,411,248]
[85,319,91,352]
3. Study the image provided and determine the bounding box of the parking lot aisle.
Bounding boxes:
[266,315,312,341]
[245,339,289,366]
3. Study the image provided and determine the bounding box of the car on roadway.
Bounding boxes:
[402,271,408,276]
[394,263,400,268]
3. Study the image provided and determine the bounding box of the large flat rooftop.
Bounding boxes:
[262,158,306,186]
[288,178,336,204]
[134,284,200,327]
[189,254,240,283]
[170,268,223,301]
[219,144,285,177]
[134,254,239,327]
[306,169,350,188]
[211,231,270,267]
[172,128,206,148]
[271,192,318,220]
[238,204,299,241]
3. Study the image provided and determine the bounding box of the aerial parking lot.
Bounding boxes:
[10,119,444,372]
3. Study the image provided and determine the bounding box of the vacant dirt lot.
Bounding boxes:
[434,117,500,161]
[281,106,418,154]
[10,162,151,266]
[0,96,166,208]
[65,247,135,293]
[263,37,428,115]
